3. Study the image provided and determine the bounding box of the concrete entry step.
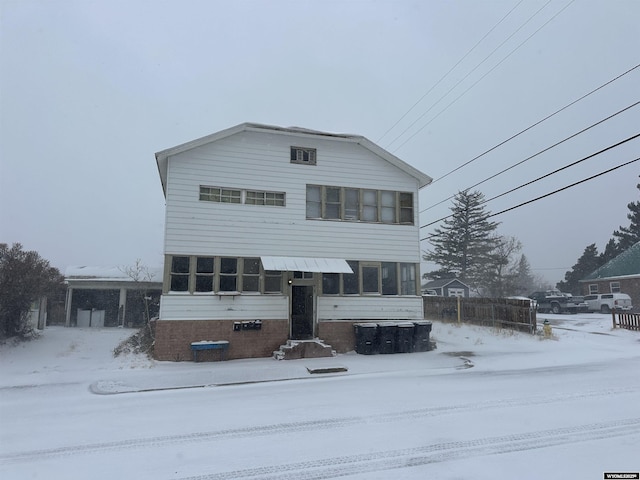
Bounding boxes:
[273,339,337,360]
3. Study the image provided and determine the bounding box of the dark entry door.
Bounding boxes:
[291,285,314,339]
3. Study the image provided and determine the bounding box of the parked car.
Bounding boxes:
[528,290,586,314]
[583,293,633,313]
[422,289,438,296]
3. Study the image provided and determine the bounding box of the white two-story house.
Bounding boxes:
[154,123,432,360]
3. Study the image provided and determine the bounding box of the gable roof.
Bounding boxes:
[581,241,640,281]
[155,122,432,195]
[423,278,469,289]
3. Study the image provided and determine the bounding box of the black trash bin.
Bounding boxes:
[354,323,378,355]
[395,322,415,353]
[377,322,397,354]
[413,321,432,352]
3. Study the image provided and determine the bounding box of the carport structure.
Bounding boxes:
[64,266,162,328]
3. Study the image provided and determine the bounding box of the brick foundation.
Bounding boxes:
[317,321,358,353]
[154,319,289,361]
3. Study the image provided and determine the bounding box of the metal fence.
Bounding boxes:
[423,296,537,334]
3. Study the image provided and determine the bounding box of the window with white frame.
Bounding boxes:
[291,147,317,165]
[589,284,599,294]
[610,282,621,293]
[200,186,285,207]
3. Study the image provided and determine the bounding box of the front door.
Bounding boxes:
[291,285,314,340]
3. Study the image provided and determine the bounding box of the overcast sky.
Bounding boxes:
[1,0,639,285]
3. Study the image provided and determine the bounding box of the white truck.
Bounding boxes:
[583,293,633,313]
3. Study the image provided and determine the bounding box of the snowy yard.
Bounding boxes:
[1,314,639,479]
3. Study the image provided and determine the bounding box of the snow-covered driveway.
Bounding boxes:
[1,314,639,479]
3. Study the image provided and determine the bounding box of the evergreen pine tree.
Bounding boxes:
[612,182,640,251]
[556,244,601,295]
[423,190,499,289]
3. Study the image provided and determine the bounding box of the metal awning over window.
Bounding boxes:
[260,256,353,273]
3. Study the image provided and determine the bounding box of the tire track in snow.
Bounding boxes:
[1,385,639,464]
[181,418,640,480]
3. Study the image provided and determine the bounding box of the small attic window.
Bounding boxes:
[291,147,316,165]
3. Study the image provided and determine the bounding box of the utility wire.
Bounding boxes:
[420,133,640,230]
[420,156,640,242]
[421,61,640,191]
[421,100,640,213]
[385,0,556,150]
[376,0,526,144]
[486,157,640,219]
[392,0,576,154]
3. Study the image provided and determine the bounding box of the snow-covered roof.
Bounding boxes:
[155,122,432,195]
[65,266,163,283]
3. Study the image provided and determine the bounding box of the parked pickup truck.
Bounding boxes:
[583,293,633,313]
[528,290,588,314]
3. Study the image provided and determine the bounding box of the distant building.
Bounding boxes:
[154,122,432,360]
[580,241,640,309]
[64,266,162,328]
[422,278,470,297]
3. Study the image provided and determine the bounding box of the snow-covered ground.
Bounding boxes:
[1,314,639,479]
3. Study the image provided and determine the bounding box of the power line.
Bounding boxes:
[421,62,640,191]
[391,0,575,153]
[419,155,640,242]
[486,157,640,219]
[420,133,640,230]
[376,0,526,144]
[421,100,640,213]
[385,0,557,150]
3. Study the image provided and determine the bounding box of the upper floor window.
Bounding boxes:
[291,147,317,165]
[200,186,285,207]
[306,185,414,225]
[199,186,241,203]
[246,190,286,206]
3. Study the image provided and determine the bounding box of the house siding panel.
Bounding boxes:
[317,296,423,320]
[164,131,421,262]
[156,125,429,359]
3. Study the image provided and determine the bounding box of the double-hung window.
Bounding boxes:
[362,264,380,294]
[219,258,238,291]
[400,263,416,295]
[242,258,260,292]
[170,256,190,292]
[195,257,214,292]
[362,190,378,222]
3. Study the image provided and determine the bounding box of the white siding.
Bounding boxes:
[317,296,423,320]
[160,294,287,320]
[164,130,421,263]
